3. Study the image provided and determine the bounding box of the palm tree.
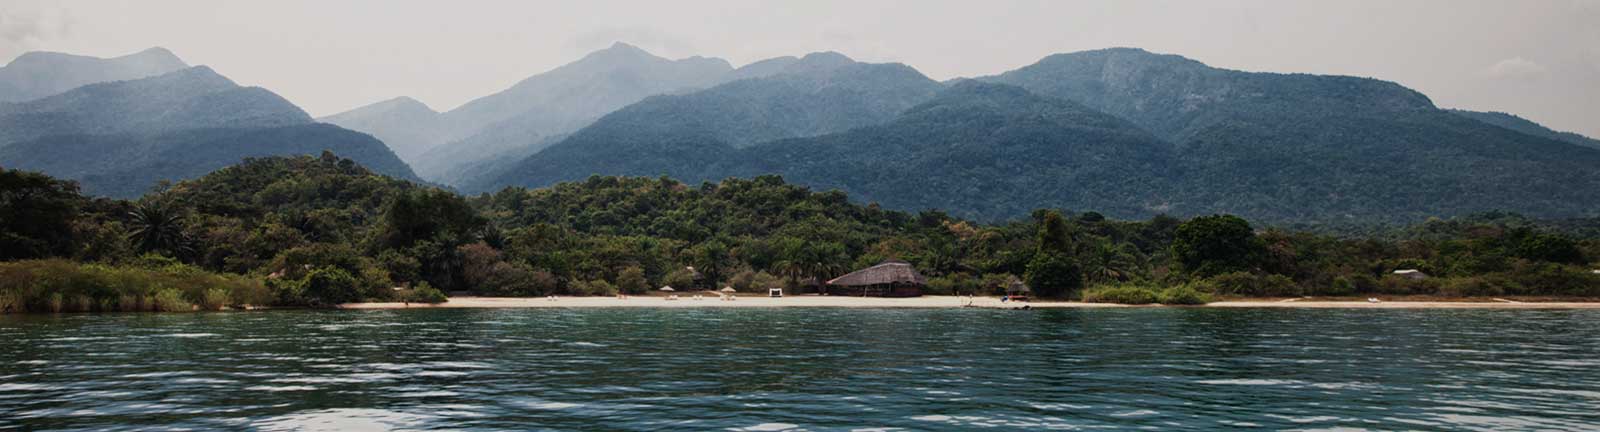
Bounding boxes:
[1085,240,1139,284]
[127,201,190,256]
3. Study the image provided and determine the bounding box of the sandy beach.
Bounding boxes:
[343,295,1600,310]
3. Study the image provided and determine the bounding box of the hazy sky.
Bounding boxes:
[3,0,1597,137]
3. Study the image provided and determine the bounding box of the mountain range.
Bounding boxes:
[468,47,1600,223]
[3,44,1598,224]
[321,42,735,185]
[0,60,416,197]
[0,47,188,103]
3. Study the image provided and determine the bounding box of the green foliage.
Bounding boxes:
[0,168,84,260]
[404,282,448,304]
[1156,285,1212,305]
[616,266,649,294]
[571,279,617,297]
[1204,272,1299,297]
[1173,215,1263,277]
[1036,211,1073,254]
[6,155,1600,314]
[0,259,267,313]
[298,267,362,307]
[1025,251,1082,298]
[1082,285,1159,304]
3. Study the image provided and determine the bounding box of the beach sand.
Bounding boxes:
[342,295,1600,310]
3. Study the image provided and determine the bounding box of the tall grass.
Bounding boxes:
[0,259,270,313]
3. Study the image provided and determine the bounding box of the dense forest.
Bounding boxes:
[2,153,1598,312]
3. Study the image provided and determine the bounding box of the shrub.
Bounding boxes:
[0,259,265,313]
[1026,252,1083,298]
[1157,285,1212,305]
[299,267,362,307]
[1437,277,1503,297]
[572,279,617,296]
[1377,276,1442,295]
[1082,285,1159,304]
[199,288,231,310]
[1327,276,1356,296]
[405,282,448,304]
[1206,272,1300,297]
[150,288,191,312]
[924,276,955,296]
[617,266,649,294]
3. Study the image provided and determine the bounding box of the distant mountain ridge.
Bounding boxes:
[1448,109,1600,150]
[473,47,1600,223]
[0,65,418,197]
[463,51,946,192]
[0,66,309,145]
[0,47,189,103]
[322,42,737,184]
[981,47,1437,142]
[976,47,1600,222]
[4,44,1596,224]
[317,96,446,161]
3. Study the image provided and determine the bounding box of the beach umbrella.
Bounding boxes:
[721,287,736,293]
[660,286,676,292]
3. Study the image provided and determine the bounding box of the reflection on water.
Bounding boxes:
[3,308,1600,430]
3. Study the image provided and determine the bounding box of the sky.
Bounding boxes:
[2,0,1597,137]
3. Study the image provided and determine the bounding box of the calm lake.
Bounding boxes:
[3,308,1599,431]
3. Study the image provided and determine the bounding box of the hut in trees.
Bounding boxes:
[686,266,709,290]
[1392,269,1429,280]
[1005,277,1031,301]
[826,260,927,297]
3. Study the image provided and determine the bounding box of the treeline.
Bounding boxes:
[3,152,1599,311]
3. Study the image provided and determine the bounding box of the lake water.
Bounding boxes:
[3,308,1599,431]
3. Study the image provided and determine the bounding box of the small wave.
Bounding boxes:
[157,333,219,338]
[730,423,800,431]
[0,383,53,391]
[245,385,317,392]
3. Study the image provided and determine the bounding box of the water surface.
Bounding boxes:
[3,308,1599,430]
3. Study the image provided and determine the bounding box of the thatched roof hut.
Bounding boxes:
[827,260,926,297]
[1006,277,1031,294]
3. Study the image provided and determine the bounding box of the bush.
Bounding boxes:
[1157,285,1212,305]
[571,279,617,296]
[617,266,649,294]
[1437,277,1504,297]
[1025,252,1083,298]
[298,267,362,307]
[0,259,265,313]
[199,288,231,310]
[1327,276,1356,296]
[925,276,955,296]
[1377,276,1442,295]
[150,288,191,312]
[1207,272,1300,297]
[405,282,448,304]
[1082,285,1160,304]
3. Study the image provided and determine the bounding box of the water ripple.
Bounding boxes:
[2,308,1600,430]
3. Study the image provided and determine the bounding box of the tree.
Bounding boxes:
[1084,240,1139,284]
[1025,210,1083,297]
[1516,233,1584,264]
[617,266,648,294]
[375,189,484,250]
[0,168,84,260]
[127,200,191,257]
[1036,210,1073,254]
[1172,215,1264,277]
[690,240,731,287]
[1025,251,1082,298]
[299,266,362,306]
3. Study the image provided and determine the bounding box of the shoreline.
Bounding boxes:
[341,296,1600,310]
